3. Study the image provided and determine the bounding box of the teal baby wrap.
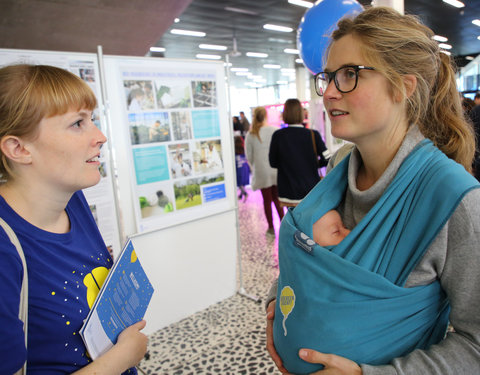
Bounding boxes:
[273,139,479,374]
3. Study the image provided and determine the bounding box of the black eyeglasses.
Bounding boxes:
[314,65,375,96]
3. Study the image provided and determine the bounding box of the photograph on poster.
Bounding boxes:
[191,81,217,107]
[173,173,225,210]
[192,139,223,174]
[171,110,193,141]
[128,112,171,145]
[155,81,192,109]
[168,143,192,179]
[79,68,95,83]
[124,80,155,111]
[137,182,175,219]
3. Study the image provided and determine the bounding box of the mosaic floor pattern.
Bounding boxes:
[138,187,283,374]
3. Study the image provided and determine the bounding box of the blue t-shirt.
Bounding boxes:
[0,191,136,375]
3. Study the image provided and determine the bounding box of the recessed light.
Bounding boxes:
[171,29,206,37]
[295,58,303,64]
[246,52,269,58]
[287,0,313,8]
[440,50,451,56]
[263,24,293,33]
[284,48,299,54]
[473,19,480,27]
[199,44,227,51]
[439,43,452,50]
[231,68,249,72]
[174,18,180,23]
[196,54,222,60]
[432,35,448,42]
[442,0,464,8]
[150,47,165,53]
[264,64,281,69]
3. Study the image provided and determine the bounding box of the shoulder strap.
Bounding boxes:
[310,129,317,157]
[0,218,28,375]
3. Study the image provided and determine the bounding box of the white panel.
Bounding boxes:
[131,209,237,333]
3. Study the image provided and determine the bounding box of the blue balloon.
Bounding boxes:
[297,0,364,74]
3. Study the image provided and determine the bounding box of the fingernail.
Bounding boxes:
[299,349,308,358]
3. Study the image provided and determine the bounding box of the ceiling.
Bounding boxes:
[1,0,479,89]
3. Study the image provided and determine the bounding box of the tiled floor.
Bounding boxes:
[138,187,284,374]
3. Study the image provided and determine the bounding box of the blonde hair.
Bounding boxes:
[0,64,97,178]
[327,6,474,171]
[250,106,267,141]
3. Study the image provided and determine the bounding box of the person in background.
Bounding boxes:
[232,116,242,136]
[474,92,480,107]
[0,64,147,374]
[239,111,250,135]
[234,135,250,201]
[269,98,329,207]
[266,7,480,375]
[245,106,284,236]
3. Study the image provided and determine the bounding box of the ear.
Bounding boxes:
[0,135,32,166]
[402,74,417,99]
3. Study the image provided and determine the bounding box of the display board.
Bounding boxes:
[0,48,122,256]
[103,56,235,234]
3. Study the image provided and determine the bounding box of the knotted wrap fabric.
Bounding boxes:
[273,139,479,374]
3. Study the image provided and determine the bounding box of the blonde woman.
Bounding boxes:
[245,107,284,235]
[0,65,147,374]
[266,7,480,375]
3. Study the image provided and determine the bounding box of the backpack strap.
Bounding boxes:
[0,218,28,375]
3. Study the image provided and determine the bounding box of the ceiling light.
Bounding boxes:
[439,43,452,50]
[440,50,451,56]
[230,68,249,72]
[466,56,475,61]
[264,64,281,69]
[196,54,222,60]
[224,62,232,67]
[288,0,313,8]
[295,58,303,64]
[478,36,480,41]
[246,52,269,58]
[268,37,292,43]
[263,24,293,33]
[174,18,180,23]
[253,77,267,83]
[284,48,299,54]
[442,0,464,8]
[473,19,480,27]
[171,29,206,37]
[224,6,258,15]
[432,35,448,42]
[235,72,252,76]
[150,47,165,53]
[199,44,227,51]
[281,68,296,73]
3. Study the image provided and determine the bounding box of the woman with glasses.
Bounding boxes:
[266,6,480,375]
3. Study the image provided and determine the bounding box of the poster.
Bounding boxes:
[105,58,232,233]
[0,49,122,256]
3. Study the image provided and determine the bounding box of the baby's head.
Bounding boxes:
[312,210,351,246]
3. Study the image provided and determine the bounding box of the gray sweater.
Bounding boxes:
[268,126,480,374]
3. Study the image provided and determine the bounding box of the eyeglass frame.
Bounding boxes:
[314,65,376,96]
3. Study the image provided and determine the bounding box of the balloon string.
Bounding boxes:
[283,317,287,336]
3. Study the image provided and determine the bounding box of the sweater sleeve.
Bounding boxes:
[269,132,279,168]
[362,188,480,375]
